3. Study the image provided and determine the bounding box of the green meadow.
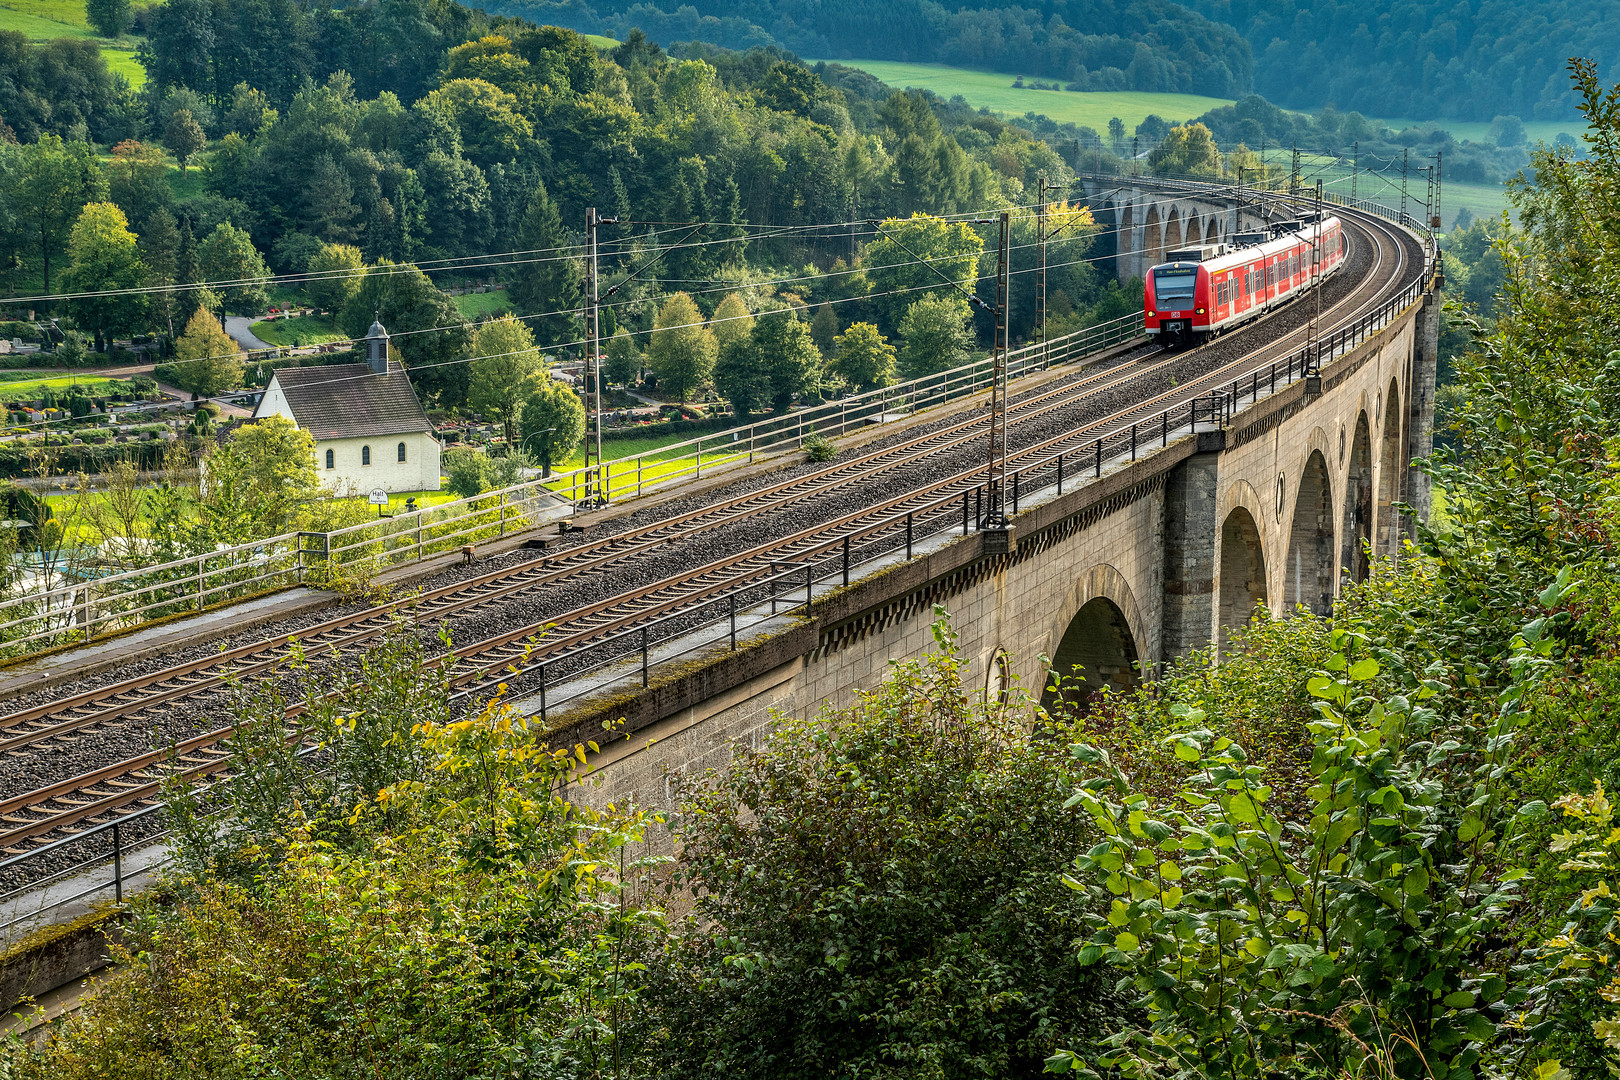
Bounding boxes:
[812,59,1234,131]
[0,0,145,86]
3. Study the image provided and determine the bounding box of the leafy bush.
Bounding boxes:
[802,428,837,462]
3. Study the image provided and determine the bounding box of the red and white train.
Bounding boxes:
[1144,214,1345,347]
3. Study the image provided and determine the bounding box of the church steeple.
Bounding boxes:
[365,312,389,375]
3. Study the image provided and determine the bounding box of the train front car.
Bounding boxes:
[1144,260,1208,348]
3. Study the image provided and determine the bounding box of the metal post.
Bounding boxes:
[538,665,546,725]
[585,208,607,506]
[729,592,737,649]
[1161,409,1168,446]
[1094,438,1102,477]
[1037,178,1049,368]
[983,210,1013,533]
[963,491,969,535]
[1056,453,1064,494]
[112,820,123,904]
[1130,423,1136,460]
[842,535,850,586]
[803,564,812,616]
[1012,470,1019,514]
[905,512,913,559]
[975,486,982,528]
[196,556,204,611]
[1400,148,1409,223]
[641,625,649,686]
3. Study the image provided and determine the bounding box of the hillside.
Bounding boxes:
[484,0,1255,97]
[1189,0,1614,121]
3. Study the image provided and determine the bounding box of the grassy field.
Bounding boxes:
[0,0,145,86]
[813,59,1233,131]
[0,375,118,401]
[585,34,618,49]
[453,291,513,320]
[249,314,345,347]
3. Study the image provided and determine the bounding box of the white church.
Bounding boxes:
[252,318,443,493]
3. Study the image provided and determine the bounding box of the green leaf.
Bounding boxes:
[1404,865,1431,896]
[1443,990,1476,1009]
[1077,945,1103,966]
[1114,931,1139,952]
[1349,657,1380,680]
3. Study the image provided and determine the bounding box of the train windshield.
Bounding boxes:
[1153,268,1197,306]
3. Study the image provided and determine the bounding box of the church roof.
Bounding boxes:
[260,361,434,440]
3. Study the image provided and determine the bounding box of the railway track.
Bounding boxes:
[0,199,1426,867]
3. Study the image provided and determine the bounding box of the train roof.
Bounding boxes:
[1149,216,1340,276]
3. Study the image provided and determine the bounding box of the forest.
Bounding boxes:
[1189,0,1620,121]
[487,0,1254,98]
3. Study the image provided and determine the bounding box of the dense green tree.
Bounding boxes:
[139,207,183,338]
[898,294,973,379]
[467,315,541,444]
[196,222,270,313]
[105,140,171,233]
[163,109,207,177]
[863,214,984,332]
[708,293,753,353]
[0,35,130,143]
[603,327,640,388]
[517,375,586,476]
[656,627,1115,1078]
[223,83,276,136]
[443,447,493,498]
[420,78,532,168]
[646,292,716,403]
[753,307,822,412]
[831,321,895,392]
[1148,122,1221,178]
[304,243,365,322]
[507,180,580,346]
[713,332,769,419]
[225,415,320,534]
[809,302,839,356]
[2,134,104,295]
[303,154,361,244]
[61,202,145,349]
[173,305,245,396]
[85,0,133,38]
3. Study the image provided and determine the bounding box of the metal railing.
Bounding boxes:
[0,311,1144,658]
[0,230,1438,929]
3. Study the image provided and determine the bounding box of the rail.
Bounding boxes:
[0,189,1439,927]
[0,311,1144,658]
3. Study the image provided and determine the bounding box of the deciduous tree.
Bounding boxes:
[304,243,365,322]
[173,304,244,397]
[831,321,895,391]
[2,134,104,295]
[647,292,716,402]
[507,180,580,346]
[898,294,972,378]
[61,201,146,349]
[85,0,133,37]
[603,327,640,387]
[163,108,206,176]
[467,315,541,444]
[196,222,270,313]
[517,376,585,476]
[864,213,983,331]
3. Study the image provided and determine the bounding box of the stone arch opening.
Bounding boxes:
[1377,380,1403,558]
[1043,597,1140,714]
[1165,207,1183,253]
[1341,412,1373,586]
[1284,450,1336,615]
[1218,506,1268,654]
[1142,204,1161,269]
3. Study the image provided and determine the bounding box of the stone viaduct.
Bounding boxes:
[1085,179,1283,282]
[547,194,1442,824]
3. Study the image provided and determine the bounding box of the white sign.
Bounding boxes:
[369,488,389,506]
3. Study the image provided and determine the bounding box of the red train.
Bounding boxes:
[1144,215,1345,347]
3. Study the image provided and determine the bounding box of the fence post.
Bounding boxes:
[1094,438,1101,477]
[962,491,969,535]
[641,625,649,687]
[112,820,123,904]
[803,564,812,616]
[1162,409,1168,446]
[196,556,204,612]
[975,486,982,528]
[730,592,737,649]
[906,512,913,559]
[1012,470,1019,514]
[538,664,546,725]
[842,535,850,587]
[1057,453,1064,494]
[499,491,506,537]
[1130,423,1137,461]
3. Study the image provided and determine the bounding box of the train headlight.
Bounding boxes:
[1147,310,1155,317]
[1196,307,1205,315]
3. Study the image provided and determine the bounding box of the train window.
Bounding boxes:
[1152,267,1197,307]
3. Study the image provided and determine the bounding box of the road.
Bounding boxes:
[224,317,274,351]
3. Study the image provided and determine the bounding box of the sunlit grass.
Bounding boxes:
[249,314,345,347]
[452,291,512,320]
